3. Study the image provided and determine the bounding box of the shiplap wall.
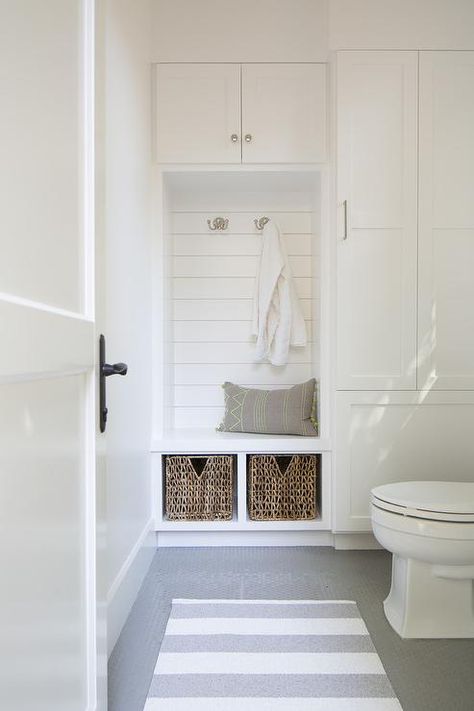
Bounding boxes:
[165,177,320,428]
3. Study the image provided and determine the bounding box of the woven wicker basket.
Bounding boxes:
[165,455,234,521]
[248,454,317,521]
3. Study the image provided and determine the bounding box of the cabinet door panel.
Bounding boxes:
[155,64,241,163]
[418,52,474,389]
[337,229,409,382]
[335,392,474,532]
[242,64,326,163]
[336,51,418,389]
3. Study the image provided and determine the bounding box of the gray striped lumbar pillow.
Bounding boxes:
[216,379,318,436]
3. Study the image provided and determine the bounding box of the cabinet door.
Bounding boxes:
[334,391,474,532]
[241,64,326,163]
[154,64,241,163]
[336,52,418,389]
[418,52,474,390]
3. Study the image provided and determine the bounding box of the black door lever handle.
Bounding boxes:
[99,335,128,432]
[102,362,128,377]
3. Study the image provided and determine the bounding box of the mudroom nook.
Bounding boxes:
[151,168,331,544]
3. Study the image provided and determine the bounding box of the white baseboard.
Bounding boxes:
[107,517,156,655]
[334,532,382,550]
[156,531,335,547]
[156,530,383,549]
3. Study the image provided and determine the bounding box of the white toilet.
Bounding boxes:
[371,480,474,639]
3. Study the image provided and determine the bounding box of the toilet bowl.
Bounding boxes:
[371,481,474,639]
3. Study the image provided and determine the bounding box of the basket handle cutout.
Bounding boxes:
[275,455,294,476]
[189,456,208,477]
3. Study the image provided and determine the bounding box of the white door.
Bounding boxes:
[418,51,474,390]
[0,2,102,710]
[336,51,418,390]
[154,63,241,164]
[242,63,327,163]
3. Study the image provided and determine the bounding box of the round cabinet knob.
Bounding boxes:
[230,133,239,142]
[244,134,252,142]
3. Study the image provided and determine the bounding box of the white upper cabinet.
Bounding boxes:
[154,63,326,164]
[241,64,326,163]
[155,64,241,164]
[336,51,418,390]
[418,52,474,390]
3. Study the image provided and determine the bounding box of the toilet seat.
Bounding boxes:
[372,481,474,523]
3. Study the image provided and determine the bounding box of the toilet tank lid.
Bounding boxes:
[371,481,474,515]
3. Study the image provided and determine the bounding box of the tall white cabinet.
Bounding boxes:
[336,51,418,390]
[418,51,474,390]
[335,50,474,533]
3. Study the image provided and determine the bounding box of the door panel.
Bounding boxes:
[154,63,241,163]
[0,376,88,710]
[334,391,474,532]
[0,0,84,312]
[242,63,327,163]
[0,2,98,710]
[337,229,408,381]
[348,64,405,228]
[336,51,418,389]
[418,52,474,389]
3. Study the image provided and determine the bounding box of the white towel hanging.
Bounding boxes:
[251,220,307,366]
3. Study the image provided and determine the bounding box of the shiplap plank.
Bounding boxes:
[174,385,224,407]
[173,277,312,299]
[175,363,314,385]
[173,342,312,364]
[173,255,312,278]
[173,299,253,320]
[173,234,314,257]
[171,212,312,234]
[174,384,318,407]
[173,320,253,343]
[172,299,314,320]
[174,407,224,429]
[172,320,314,342]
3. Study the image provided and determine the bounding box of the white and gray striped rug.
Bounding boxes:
[144,599,403,711]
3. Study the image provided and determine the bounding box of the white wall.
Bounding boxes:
[153,0,474,63]
[151,0,328,62]
[105,0,155,654]
[152,0,474,62]
[329,0,474,50]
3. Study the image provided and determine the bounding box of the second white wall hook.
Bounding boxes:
[254,216,270,231]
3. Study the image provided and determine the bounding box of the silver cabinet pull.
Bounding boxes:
[343,199,348,240]
[230,134,239,142]
[244,134,252,142]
